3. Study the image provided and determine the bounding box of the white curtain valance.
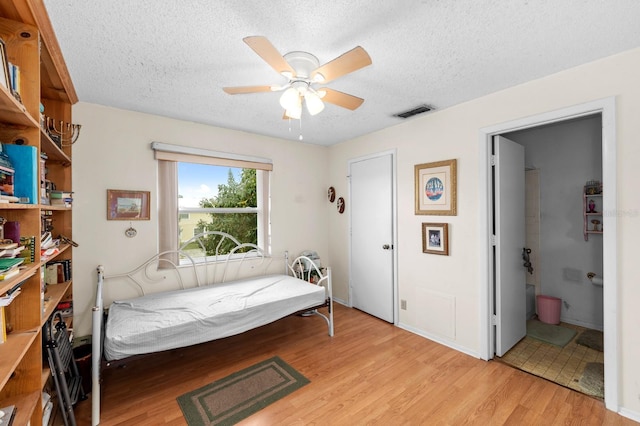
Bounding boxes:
[151,142,273,171]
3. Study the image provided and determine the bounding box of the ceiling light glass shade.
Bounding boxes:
[305,91,325,116]
[285,105,302,119]
[279,87,299,110]
[285,94,302,119]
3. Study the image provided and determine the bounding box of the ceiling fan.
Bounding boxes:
[223,36,372,119]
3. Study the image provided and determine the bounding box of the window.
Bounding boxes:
[178,162,259,247]
[152,142,272,257]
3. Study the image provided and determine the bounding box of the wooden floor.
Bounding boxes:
[74,304,637,425]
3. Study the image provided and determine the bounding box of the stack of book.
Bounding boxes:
[0,240,24,258]
[40,232,59,258]
[49,190,73,207]
[0,257,24,281]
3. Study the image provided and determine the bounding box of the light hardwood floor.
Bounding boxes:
[74,304,637,425]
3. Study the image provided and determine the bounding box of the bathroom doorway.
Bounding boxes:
[478,98,618,409]
[498,115,604,398]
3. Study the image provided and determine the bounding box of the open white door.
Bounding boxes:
[494,135,526,356]
[350,153,394,322]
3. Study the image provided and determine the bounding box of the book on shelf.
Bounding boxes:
[0,306,6,343]
[0,257,23,272]
[50,190,73,199]
[0,241,18,250]
[0,37,9,90]
[3,144,38,204]
[8,61,20,102]
[0,289,20,307]
[0,267,19,281]
[45,259,71,284]
[0,144,15,198]
[0,245,25,258]
[18,236,35,264]
[40,154,48,204]
[50,197,72,207]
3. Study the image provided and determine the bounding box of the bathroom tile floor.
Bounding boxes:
[498,321,604,399]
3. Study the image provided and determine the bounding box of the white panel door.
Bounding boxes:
[494,135,526,356]
[350,154,394,322]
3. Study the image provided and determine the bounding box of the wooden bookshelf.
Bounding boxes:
[0,1,76,424]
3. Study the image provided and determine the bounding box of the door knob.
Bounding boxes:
[382,244,391,250]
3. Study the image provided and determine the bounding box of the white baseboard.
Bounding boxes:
[618,408,640,423]
[397,321,479,359]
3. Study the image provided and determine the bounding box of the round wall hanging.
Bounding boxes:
[328,186,336,203]
[337,197,345,214]
[125,225,137,238]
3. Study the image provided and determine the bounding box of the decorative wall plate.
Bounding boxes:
[337,197,345,214]
[328,186,336,203]
[125,226,137,238]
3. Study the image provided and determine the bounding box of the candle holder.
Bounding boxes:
[44,115,82,146]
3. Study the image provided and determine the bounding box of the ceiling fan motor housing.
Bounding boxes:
[283,51,321,80]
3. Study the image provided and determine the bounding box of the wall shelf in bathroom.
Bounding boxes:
[583,185,603,241]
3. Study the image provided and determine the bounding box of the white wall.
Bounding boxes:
[71,104,329,337]
[327,47,640,414]
[505,116,603,330]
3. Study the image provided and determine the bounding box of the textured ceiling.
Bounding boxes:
[43,0,640,146]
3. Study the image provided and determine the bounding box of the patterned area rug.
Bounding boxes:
[526,320,577,347]
[177,356,309,426]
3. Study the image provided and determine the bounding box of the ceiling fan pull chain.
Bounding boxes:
[299,116,303,141]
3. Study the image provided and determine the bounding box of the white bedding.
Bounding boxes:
[103,274,326,361]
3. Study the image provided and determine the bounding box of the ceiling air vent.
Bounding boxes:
[393,104,434,119]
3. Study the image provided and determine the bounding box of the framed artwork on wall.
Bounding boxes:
[107,189,150,220]
[414,159,457,215]
[422,222,449,255]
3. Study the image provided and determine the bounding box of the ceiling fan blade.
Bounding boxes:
[243,36,296,76]
[311,46,372,83]
[223,85,274,94]
[318,88,364,110]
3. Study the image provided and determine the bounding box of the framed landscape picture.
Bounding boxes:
[107,189,150,220]
[422,222,449,255]
[414,159,457,215]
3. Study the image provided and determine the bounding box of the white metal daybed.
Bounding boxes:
[91,232,333,425]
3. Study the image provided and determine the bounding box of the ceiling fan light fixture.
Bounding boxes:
[312,73,325,83]
[305,91,325,115]
[279,87,299,110]
[285,105,302,120]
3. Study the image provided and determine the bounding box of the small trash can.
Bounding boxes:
[537,295,561,325]
[73,344,92,394]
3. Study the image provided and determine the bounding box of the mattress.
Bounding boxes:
[103,274,326,361]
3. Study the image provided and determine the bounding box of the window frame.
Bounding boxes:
[153,142,272,259]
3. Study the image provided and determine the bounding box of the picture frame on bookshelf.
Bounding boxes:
[107,189,150,220]
[0,38,9,90]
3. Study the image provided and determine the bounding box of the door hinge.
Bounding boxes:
[490,155,496,166]
[491,314,497,325]
[490,235,496,246]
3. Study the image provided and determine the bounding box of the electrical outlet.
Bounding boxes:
[401,300,407,310]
